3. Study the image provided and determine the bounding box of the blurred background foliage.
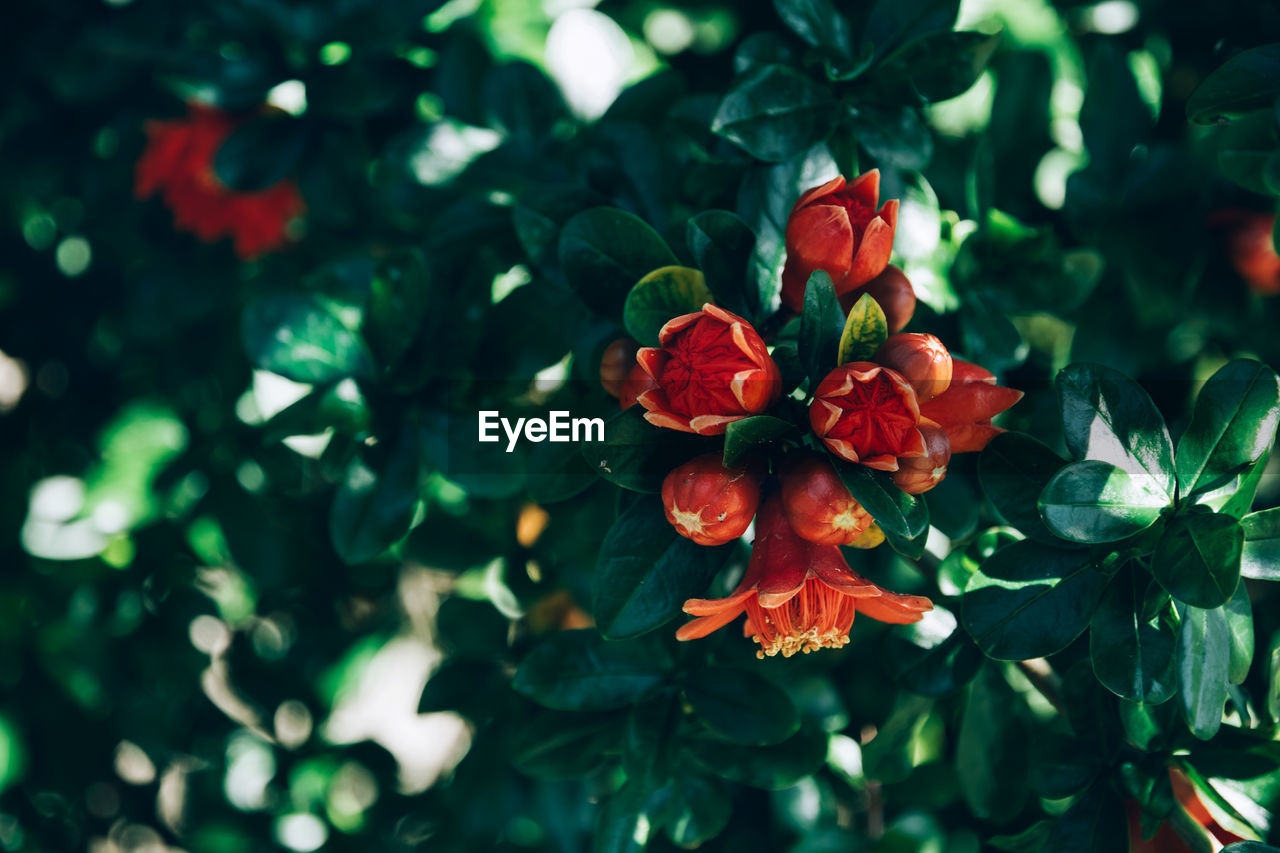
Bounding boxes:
[4,0,1280,851]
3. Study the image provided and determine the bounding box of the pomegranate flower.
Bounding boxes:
[781,170,899,313]
[1208,208,1280,295]
[636,304,782,435]
[809,362,926,471]
[676,497,932,658]
[918,360,1023,454]
[135,103,305,260]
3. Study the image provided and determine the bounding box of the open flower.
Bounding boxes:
[809,363,926,471]
[918,360,1023,454]
[676,497,932,658]
[636,304,782,435]
[781,170,899,313]
[135,103,304,259]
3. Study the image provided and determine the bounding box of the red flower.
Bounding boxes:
[781,170,899,313]
[135,104,305,260]
[662,453,760,546]
[809,362,926,471]
[841,264,917,334]
[874,333,952,403]
[918,360,1023,454]
[676,497,932,657]
[1208,208,1280,295]
[636,304,782,435]
[779,454,873,545]
[892,424,951,495]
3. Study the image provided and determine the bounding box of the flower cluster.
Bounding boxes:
[596,171,1023,659]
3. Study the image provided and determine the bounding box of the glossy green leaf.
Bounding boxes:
[772,0,853,58]
[830,457,930,542]
[1224,582,1254,685]
[213,114,307,192]
[687,210,766,326]
[723,415,795,467]
[1241,507,1280,579]
[583,406,714,494]
[887,622,983,697]
[1176,359,1280,496]
[1056,363,1175,497]
[712,64,838,162]
[684,667,800,745]
[837,293,888,364]
[962,541,1110,660]
[559,207,679,317]
[593,496,734,639]
[243,293,373,383]
[330,426,422,564]
[513,630,671,711]
[1177,604,1230,740]
[1044,782,1128,853]
[956,664,1030,823]
[510,712,622,780]
[663,775,732,846]
[622,265,713,347]
[799,271,845,386]
[1039,460,1168,544]
[859,694,934,783]
[1187,44,1280,124]
[1151,509,1243,608]
[687,725,828,789]
[867,31,1000,104]
[1089,564,1175,704]
[978,432,1070,545]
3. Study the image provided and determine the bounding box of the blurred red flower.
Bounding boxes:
[135,104,305,260]
[676,496,931,657]
[1208,208,1280,295]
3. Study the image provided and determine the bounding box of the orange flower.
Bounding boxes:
[1126,768,1247,852]
[1208,208,1280,295]
[809,362,926,471]
[781,170,899,313]
[917,360,1022,454]
[636,304,782,435]
[676,497,932,658]
[135,103,305,260]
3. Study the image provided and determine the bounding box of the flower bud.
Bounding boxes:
[809,363,926,471]
[661,453,760,546]
[780,455,873,545]
[618,361,656,410]
[874,333,952,402]
[842,264,916,334]
[599,338,639,399]
[781,171,899,313]
[891,425,951,494]
[918,360,1023,454]
[636,304,782,435]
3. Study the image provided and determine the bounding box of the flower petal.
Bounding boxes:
[791,175,846,213]
[844,209,896,292]
[811,560,883,598]
[689,414,743,435]
[846,169,880,208]
[656,311,703,345]
[643,410,695,432]
[784,204,855,285]
[635,347,668,380]
[855,591,932,624]
[676,606,748,640]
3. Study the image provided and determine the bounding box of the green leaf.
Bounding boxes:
[1188,44,1280,124]
[663,775,732,846]
[860,694,934,783]
[1089,564,1176,704]
[1056,363,1176,498]
[1224,582,1254,685]
[330,426,422,565]
[510,712,622,780]
[866,31,999,104]
[1151,510,1243,608]
[583,406,714,494]
[1221,845,1280,853]
[243,293,374,384]
[1044,782,1128,853]
[772,0,854,59]
[593,496,734,639]
[683,667,800,745]
[1177,604,1230,740]
[978,432,1070,545]
[1242,507,1280,579]
[1038,460,1169,544]
[687,725,828,789]
[213,114,307,192]
[962,541,1110,660]
[1176,360,1280,496]
[836,293,888,364]
[512,630,671,711]
[623,266,713,347]
[956,664,1030,823]
[830,457,929,542]
[712,64,838,162]
[418,659,502,714]
[687,210,765,326]
[559,207,679,317]
[799,271,845,386]
[723,415,795,467]
[365,250,434,371]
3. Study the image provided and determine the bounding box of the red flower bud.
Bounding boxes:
[618,360,657,410]
[891,425,951,494]
[918,360,1023,454]
[841,264,917,334]
[809,363,926,471]
[134,104,305,260]
[661,453,760,546]
[600,338,639,399]
[1208,208,1280,295]
[779,455,873,545]
[874,333,952,402]
[636,304,782,435]
[781,171,899,313]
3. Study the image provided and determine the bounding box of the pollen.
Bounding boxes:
[743,577,858,658]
